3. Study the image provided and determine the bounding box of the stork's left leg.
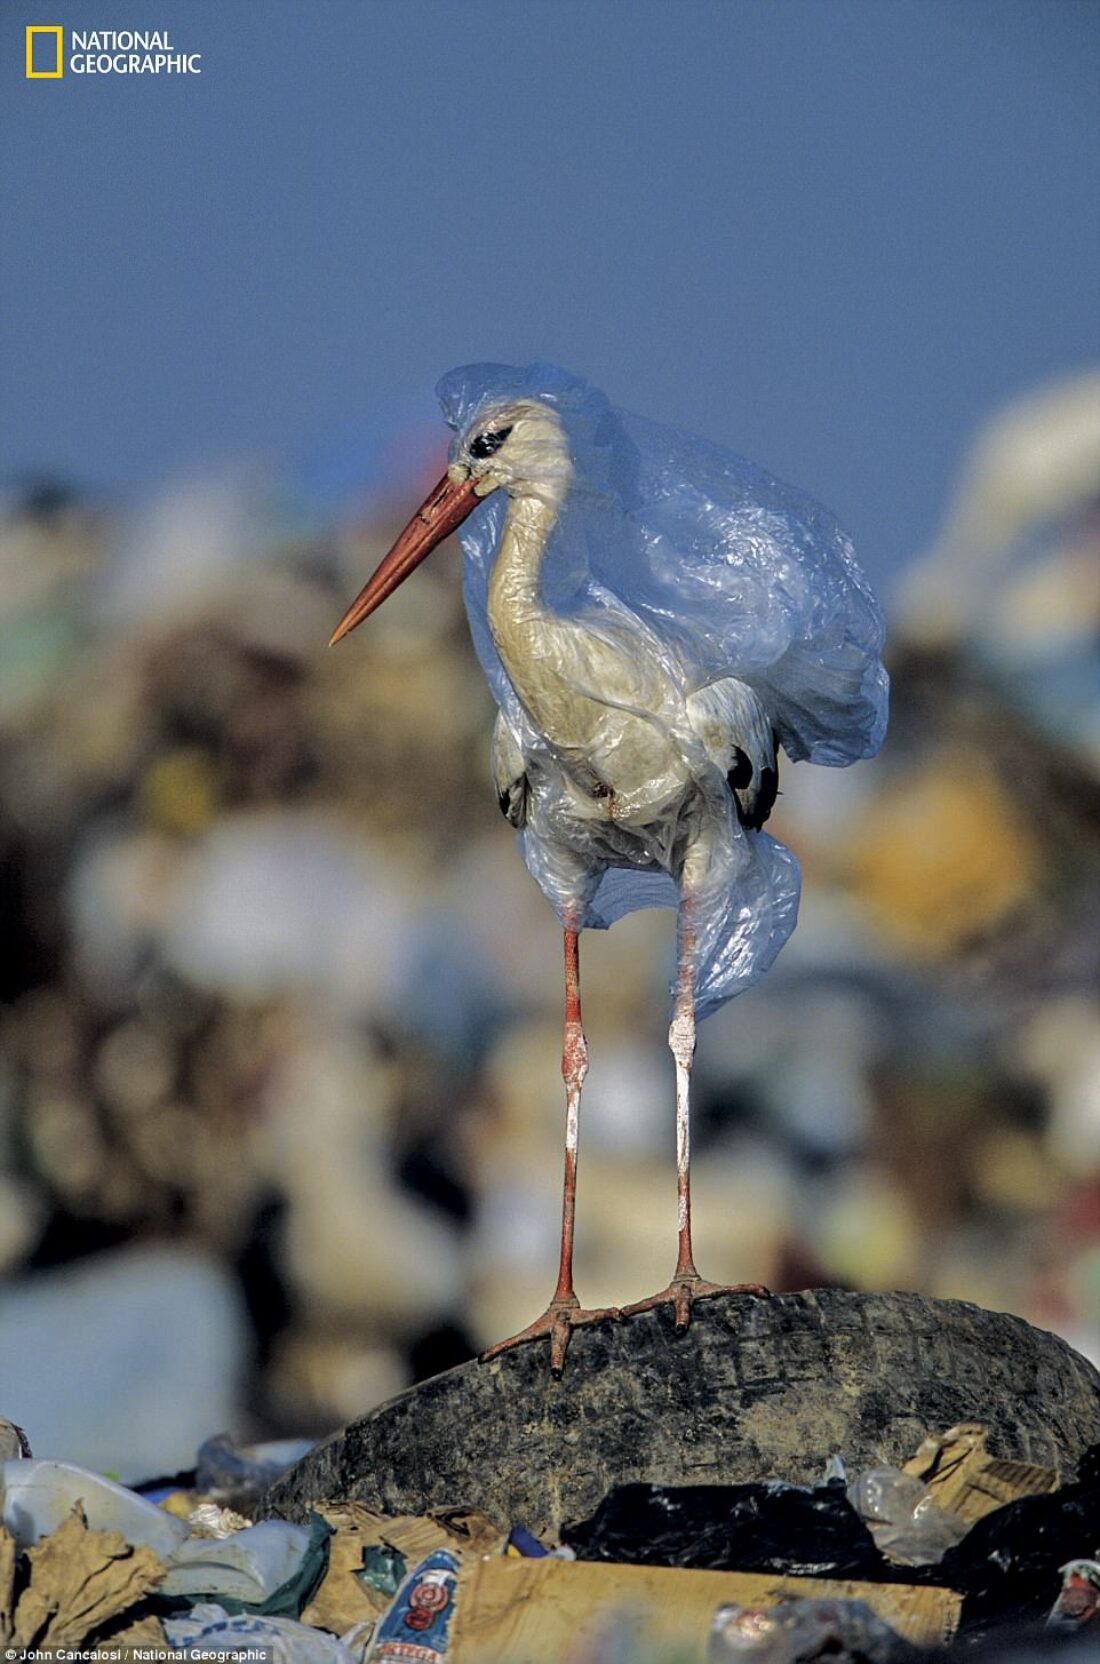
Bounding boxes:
[624,894,768,1329]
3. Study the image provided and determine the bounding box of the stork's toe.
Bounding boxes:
[480,1296,620,1376]
[623,1274,769,1331]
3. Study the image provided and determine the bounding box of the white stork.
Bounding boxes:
[331,365,887,1373]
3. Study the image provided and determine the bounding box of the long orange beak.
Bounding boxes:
[328,470,482,645]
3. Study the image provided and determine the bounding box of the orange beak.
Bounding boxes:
[328,470,482,646]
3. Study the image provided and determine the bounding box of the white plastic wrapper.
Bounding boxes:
[437,362,888,1018]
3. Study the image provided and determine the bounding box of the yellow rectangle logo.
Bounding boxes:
[26,25,64,78]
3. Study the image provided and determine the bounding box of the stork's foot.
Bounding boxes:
[480,1294,620,1376]
[623,1273,769,1333]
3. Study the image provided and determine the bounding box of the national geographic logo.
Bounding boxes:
[25,25,203,77]
[25,25,62,76]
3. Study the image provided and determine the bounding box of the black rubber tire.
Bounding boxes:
[261,1289,1100,1537]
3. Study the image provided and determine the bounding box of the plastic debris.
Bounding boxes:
[162,1511,330,1615]
[563,1438,1100,1627]
[195,1431,316,1498]
[846,1467,969,1566]
[1048,1560,1100,1630]
[187,1500,253,1538]
[709,1596,911,1662]
[356,1543,406,1600]
[164,1599,364,1663]
[505,1525,548,1558]
[365,1548,458,1661]
[563,1480,884,1579]
[0,1458,188,1556]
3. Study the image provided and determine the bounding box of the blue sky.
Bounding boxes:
[2,0,1097,590]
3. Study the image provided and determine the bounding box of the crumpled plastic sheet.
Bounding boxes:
[562,1479,884,1579]
[847,1466,970,1567]
[709,1596,913,1663]
[164,1600,370,1663]
[436,362,888,1017]
[0,1457,188,1556]
[160,1511,330,1614]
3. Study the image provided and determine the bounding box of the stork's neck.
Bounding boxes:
[487,485,585,735]
[488,491,561,618]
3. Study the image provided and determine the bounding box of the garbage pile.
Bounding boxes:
[1,1417,1098,1662]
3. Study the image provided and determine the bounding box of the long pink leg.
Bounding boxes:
[553,924,585,1304]
[625,897,768,1329]
[481,926,619,1374]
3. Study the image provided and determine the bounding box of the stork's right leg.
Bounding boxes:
[480,925,619,1375]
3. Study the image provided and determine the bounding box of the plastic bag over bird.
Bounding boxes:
[436,362,888,1018]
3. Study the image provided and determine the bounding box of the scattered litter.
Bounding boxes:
[365,1548,458,1662]
[0,1505,164,1652]
[504,1525,548,1558]
[187,1500,254,1538]
[937,1444,1100,1630]
[301,1501,501,1636]
[3,1421,1096,1660]
[164,1599,364,1663]
[563,1478,884,1578]
[1048,1559,1100,1629]
[162,1510,330,1615]
[196,1431,316,1501]
[846,1467,969,1566]
[356,1544,407,1600]
[453,1556,959,1659]
[709,1596,912,1662]
[902,1423,1060,1523]
[0,1458,188,1556]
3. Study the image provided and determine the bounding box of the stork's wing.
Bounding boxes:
[687,677,778,830]
[490,710,528,829]
[591,409,889,767]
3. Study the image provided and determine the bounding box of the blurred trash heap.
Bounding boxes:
[0,372,1098,1463]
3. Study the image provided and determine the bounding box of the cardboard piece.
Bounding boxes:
[301,1502,503,1634]
[450,1557,961,1661]
[902,1422,1060,1523]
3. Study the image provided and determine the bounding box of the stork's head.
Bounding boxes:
[329,398,570,645]
[455,399,573,504]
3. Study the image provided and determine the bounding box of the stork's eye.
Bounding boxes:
[469,425,512,460]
